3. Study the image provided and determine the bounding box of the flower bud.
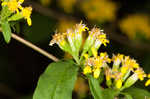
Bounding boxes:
[123,73,138,89]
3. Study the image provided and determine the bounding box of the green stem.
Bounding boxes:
[72,54,80,65]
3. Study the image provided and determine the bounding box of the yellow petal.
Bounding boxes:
[148,74,150,78]
[93,69,100,78]
[27,18,32,26]
[91,47,97,57]
[83,66,92,74]
[83,54,88,59]
[1,2,7,6]
[116,79,122,89]
[145,79,150,86]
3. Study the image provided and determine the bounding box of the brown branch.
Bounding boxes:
[0,27,59,62]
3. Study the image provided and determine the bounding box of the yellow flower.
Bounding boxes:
[89,28,109,46]
[116,79,122,89]
[83,54,89,59]
[22,7,32,26]
[84,57,95,67]
[91,47,98,57]
[121,66,128,74]
[97,33,109,46]
[99,52,111,63]
[49,32,67,46]
[119,14,150,39]
[145,74,150,86]
[2,0,23,13]
[121,56,139,74]
[94,57,103,69]
[134,68,146,81]
[74,21,89,34]
[105,67,112,81]
[81,0,117,22]
[87,27,101,43]
[93,68,100,78]
[83,52,110,79]
[112,54,124,66]
[83,66,92,74]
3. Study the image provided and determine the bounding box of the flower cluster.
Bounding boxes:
[84,52,148,89]
[83,52,111,78]
[50,22,109,64]
[50,22,150,90]
[1,0,32,26]
[119,14,150,39]
[81,0,117,22]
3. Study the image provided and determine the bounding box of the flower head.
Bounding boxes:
[1,0,32,26]
[2,0,23,13]
[119,14,150,39]
[93,68,101,78]
[83,66,92,74]
[116,79,122,89]
[50,32,67,46]
[22,7,32,26]
[83,52,111,78]
[112,53,124,66]
[82,27,109,56]
[134,68,146,81]
[74,22,89,34]
[121,57,139,74]
[88,27,102,40]
[105,67,112,81]
[96,33,109,46]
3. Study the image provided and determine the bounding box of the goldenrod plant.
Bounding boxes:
[0,1,150,99]
[33,22,150,99]
[0,0,32,43]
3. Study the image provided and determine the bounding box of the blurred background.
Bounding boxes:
[0,0,150,98]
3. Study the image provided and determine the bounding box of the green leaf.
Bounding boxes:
[88,75,103,99]
[1,20,11,43]
[120,92,132,99]
[123,87,150,99]
[102,89,119,99]
[33,60,79,99]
